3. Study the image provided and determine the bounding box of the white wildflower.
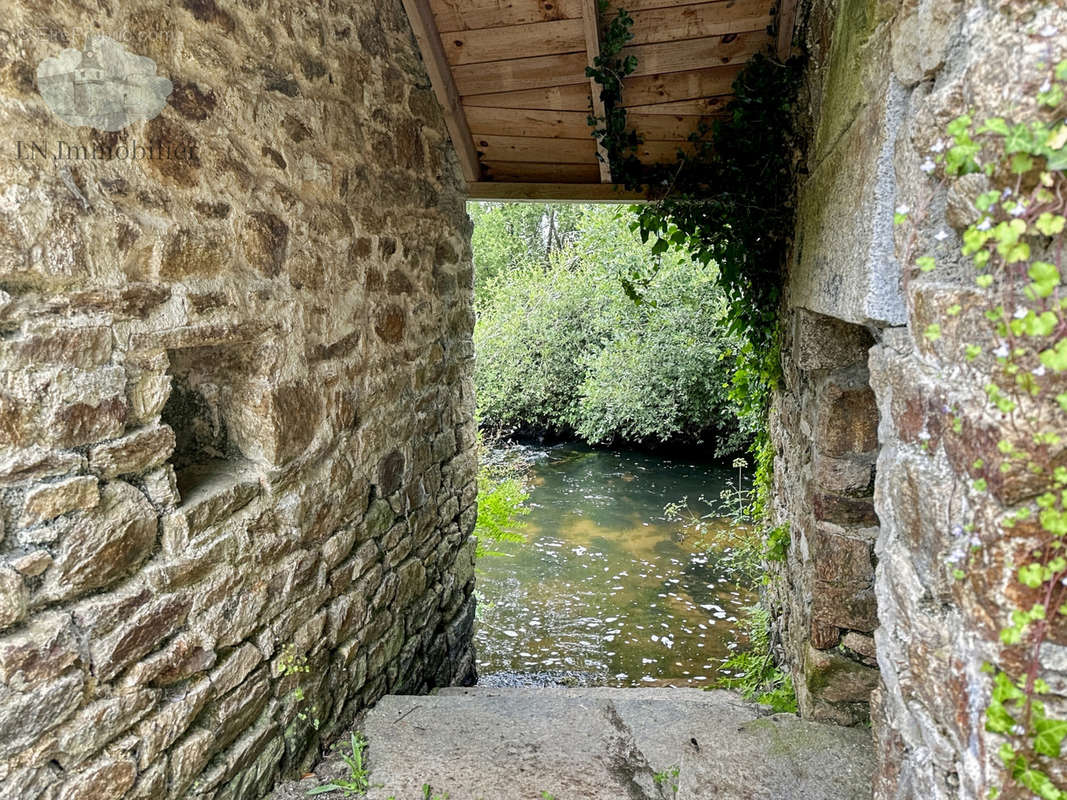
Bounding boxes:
[896,204,910,215]
[1041,79,1052,94]
[1014,307,1028,319]
[994,343,1011,358]
[921,157,937,173]
[977,218,992,231]
[934,229,950,242]
[1040,24,1059,37]
[1033,364,1047,377]
[931,139,946,153]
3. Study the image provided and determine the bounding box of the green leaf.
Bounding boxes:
[979,117,1010,136]
[1040,339,1067,372]
[1034,717,1067,760]
[1011,152,1035,174]
[916,256,936,272]
[1035,214,1066,236]
[977,274,994,288]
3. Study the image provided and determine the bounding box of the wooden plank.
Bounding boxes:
[637,139,701,162]
[619,64,742,104]
[453,32,764,96]
[466,106,594,138]
[776,0,798,61]
[629,112,720,139]
[624,31,772,77]
[442,18,584,65]
[431,0,584,33]
[401,0,481,183]
[626,96,731,114]
[468,181,649,202]
[629,0,775,46]
[461,83,592,110]
[472,133,597,163]
[454,51,588,95]
[482,161,602,182]
[606,0,759,13]
[581,0,612,182]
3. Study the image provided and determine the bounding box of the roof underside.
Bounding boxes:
[401,0,797,201]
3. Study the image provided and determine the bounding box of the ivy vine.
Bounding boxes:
[899,59,1067,799]
[586,7,804,515]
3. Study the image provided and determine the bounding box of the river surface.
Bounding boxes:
[474,442,756,688]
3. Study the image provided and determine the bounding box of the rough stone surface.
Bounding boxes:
[0,0,477,795]
[19,475,100,527]
[772,0,1067,798]
[270,688,876,800]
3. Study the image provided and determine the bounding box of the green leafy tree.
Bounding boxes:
[473,203,746,452]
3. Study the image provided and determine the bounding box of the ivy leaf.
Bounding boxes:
[1047,124,1067,151]
[979,117,1010,136]
[1027,261,1061,298]
[1047,148,1067,171]
[1035,214,1066,236]
[1040,340,1067,373]
[1005,123,1034,153]
[1011,153,1035,174]
[916,256,936,272]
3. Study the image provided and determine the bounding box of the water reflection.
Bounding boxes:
[474,442,755,687]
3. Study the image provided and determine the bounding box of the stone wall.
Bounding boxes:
[0,1,478,798]
[774,0,1067,797]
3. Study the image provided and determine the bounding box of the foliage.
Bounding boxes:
[588,38,804,428]
[280,644,321,731]
[474,432,530,559]
[474,204,747,451]
[717,605,797,714]
[652,765,681,798]
[664,457,788,584]
[307,733,370,797]
[897,57,1067,799]
[469,202,583,302]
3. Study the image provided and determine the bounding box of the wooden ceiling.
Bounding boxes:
[401,0,796,201]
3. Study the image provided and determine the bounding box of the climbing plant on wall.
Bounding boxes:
[899,60,1067,799]
[586,3,805,515]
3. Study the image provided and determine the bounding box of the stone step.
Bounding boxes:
[346,688,875,800]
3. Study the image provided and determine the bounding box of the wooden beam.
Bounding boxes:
[472,133,597,163]
[453,51,588,95]
[401,0,481,184]
[623,31,772,78]
[468,182,649,202]
[431,0,584,33]
[626,97,730,115]
[482,161,602,183]
[629,112,721,139]
[462,83,592,111]
[581,0,612,182]
[442,18,584,66]
[628,0,775,47]
[776,0,798,61]
[466,107,596,139]
[620,64,743,105]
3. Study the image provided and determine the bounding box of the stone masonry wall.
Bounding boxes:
[0,2,478,798]
[775,0,1067,797]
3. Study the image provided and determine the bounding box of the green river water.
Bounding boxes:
[473,443,756,688]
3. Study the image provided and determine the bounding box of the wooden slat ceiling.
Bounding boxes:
[401,0,796,201]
